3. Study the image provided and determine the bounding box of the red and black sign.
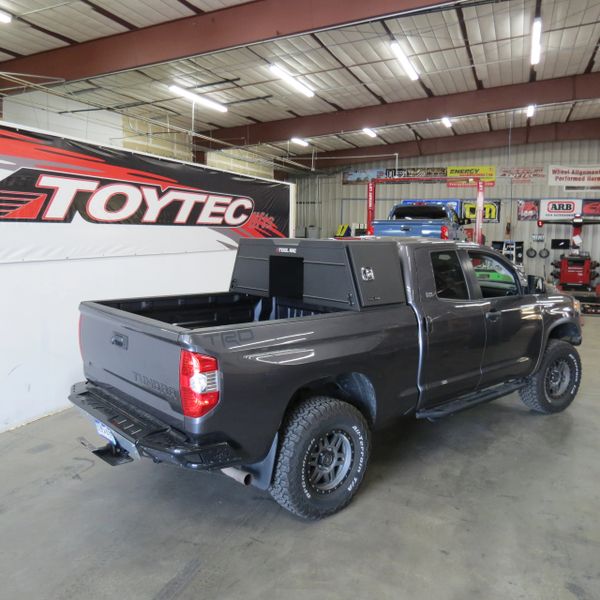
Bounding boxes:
[0,126,290,238]
[583,200,600,217]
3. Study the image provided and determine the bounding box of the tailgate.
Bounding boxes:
[79,301,185,429]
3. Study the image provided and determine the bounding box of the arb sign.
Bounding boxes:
[539,199,583,221]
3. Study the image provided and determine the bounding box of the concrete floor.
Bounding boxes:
[1,321,600,600]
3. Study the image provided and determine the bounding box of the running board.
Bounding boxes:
[416,380,527,420]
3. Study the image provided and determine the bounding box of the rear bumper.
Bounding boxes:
[69,381,239,470]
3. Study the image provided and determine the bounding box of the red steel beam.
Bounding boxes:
[0,0,445,82]
[212,72,600,146]
[291,119,600,168]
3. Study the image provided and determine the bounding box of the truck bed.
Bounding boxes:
[99,292,345,330]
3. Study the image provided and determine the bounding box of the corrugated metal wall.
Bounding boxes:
[292,140,600,276]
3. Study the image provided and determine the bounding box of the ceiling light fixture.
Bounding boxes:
[526,104,536,118]
[168,84,228,113]
[0,9,12,23]
[362,128,377,138]
[441,116,453,128]
[390,42,419,81]
[269,64,315,98]
[530,18,542,65]
[291,137,309,147]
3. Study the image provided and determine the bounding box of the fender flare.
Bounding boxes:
[533,317,582,373]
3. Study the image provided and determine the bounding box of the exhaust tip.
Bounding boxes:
[221,467,252,486]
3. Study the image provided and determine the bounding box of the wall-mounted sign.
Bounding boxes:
[539,198,583,221]
[548,165,600,189]
[582,200,600,217]
[447,165,495,187]
[463,200,501,222]
[384,167,447,181]
[498,166,545,184]
[517,199,539,221]
[342,168,387,185]
[342,167,447,184]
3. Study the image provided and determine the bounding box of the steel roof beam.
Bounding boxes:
[208,72,600,146]
[0,0,447,83]
[290,118,600,168]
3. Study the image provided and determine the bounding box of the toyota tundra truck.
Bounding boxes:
[71,238,582,519]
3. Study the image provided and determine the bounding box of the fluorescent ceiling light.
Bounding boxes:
[531,18,542,65]
[441,116,453,128]
[168,84,227,113]
[362,128,377,138]
[291,137,309,147]
[390,42,419,81]
[0,9,12,23]
[526,104,536,118]
[269,64,314,98]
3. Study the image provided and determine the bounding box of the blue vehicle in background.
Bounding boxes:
[372,202,467,240]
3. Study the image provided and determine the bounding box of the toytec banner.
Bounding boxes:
[0,125,291,263]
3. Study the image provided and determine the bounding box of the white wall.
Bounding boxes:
[292,140,600,277]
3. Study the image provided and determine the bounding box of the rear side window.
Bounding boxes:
[431,251,469,300]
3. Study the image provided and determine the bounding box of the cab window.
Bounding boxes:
[430,251,469,300]
[468,252,519,297]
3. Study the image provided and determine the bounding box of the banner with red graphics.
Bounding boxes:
[0,124,291,263]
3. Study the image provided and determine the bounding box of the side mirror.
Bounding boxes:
[527,275,546,294]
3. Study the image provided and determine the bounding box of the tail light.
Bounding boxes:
[179,350,220,418]
[440,225,449,240]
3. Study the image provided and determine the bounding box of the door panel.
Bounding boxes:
[415,248,486,409]
[464,251,544,386]
[479,296,543,384]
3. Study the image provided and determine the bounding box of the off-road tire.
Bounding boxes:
[519,339,581,414]
[269,397,371,520]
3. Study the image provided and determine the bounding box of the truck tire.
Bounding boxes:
[519,339,582,414]
[269,397,371,519]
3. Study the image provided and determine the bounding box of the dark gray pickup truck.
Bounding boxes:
[71,238,583,519]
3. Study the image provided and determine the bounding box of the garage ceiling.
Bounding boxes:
[0,0,599,172]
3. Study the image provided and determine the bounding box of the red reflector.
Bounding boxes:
[440,225,449,240]
[179,350,220,418]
